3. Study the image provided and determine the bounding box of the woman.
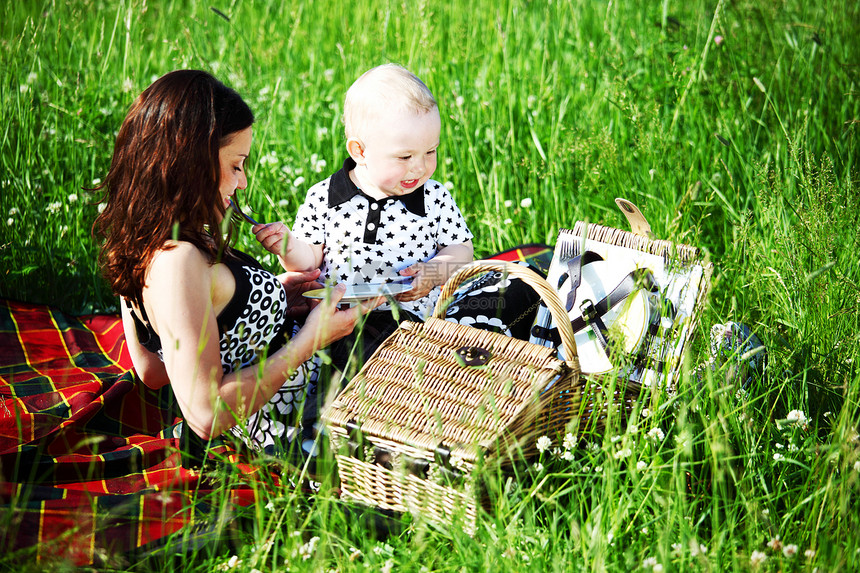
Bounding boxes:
[93,69,380,464]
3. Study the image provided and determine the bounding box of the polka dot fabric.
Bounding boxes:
[220,265,288,373]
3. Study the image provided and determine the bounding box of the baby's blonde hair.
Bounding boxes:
[343,63,437,140]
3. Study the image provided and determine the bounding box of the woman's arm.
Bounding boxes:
[142,243,376,440]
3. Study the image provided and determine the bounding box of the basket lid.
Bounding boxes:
[322,318,574,463]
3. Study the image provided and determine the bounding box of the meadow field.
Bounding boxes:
[1,0,859,571]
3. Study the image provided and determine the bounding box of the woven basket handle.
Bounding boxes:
[433,260,579,360]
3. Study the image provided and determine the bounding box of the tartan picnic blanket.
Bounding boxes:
[0,244,553,566]
[0,298,276,565]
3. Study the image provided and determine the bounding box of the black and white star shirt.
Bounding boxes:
[292,158,473,318]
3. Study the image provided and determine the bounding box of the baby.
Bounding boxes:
[256,63,473,321]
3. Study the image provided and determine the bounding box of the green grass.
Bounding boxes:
[1,0,859,571]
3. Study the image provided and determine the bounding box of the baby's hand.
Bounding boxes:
[397,263,435,302]
[253,222,291,257]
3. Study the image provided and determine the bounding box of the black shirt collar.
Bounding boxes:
[328,157,426,217]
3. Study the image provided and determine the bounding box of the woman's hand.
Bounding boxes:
[278,268,322,318]
[298,284,386,352]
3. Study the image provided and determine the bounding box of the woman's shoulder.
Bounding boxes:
[148,241,214,282]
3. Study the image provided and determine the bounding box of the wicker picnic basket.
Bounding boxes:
[322,261,639,532]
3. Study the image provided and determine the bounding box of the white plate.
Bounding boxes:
[302,282,413,302]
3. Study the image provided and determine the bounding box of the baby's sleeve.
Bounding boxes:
[291,180,328,245]
[434,184,474,247]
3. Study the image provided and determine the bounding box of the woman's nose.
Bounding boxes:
[237,172,248,190]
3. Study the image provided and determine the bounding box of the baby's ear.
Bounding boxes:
[346,138,365,164]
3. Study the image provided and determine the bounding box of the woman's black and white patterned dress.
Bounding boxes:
[128,248,317,461]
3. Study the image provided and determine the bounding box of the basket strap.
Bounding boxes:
[532,268,659,346]
[435,260,579,360]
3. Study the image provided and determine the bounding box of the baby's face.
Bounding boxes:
[354,107,440,198]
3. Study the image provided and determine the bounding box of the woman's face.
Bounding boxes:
[218,126,253,217]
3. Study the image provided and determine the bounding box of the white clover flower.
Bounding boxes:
[613,448,632,459]
[455,95,465,107]
[610,434,623,443]
[773,453,784,461]
[503,218,512,225]
[636,460,648,471]
[594,465,603,473]
[775,442,784,449]
[68,193,78,203]
[278,199,290,208]
[381,559,394,573]
[298,536,320,560]
[854,460,860,472]
[642,557,658,568]
[7,217,14,226]
[92,178,102,186]
[767,536,781,550]
[627,424,638,434]
[259,151,278,166]
[47,201,62,214]
[98,202,107,214]
[783,544,798,558]
[533,462,544,472]
[647,427,665,441]
[786,410,808,425]
[258,86,271,98]
[641,408,651,418]
[27,72,38,84]
[444,180,454,190]
[520,197,533,208]
[323,68,335,82]
[315,126,329,139]
[804,549,816,559]
[536,436,552,453]
[561,450,574,461]
[527,94,537,108]
[8,207,19,216]
[293,176,306,187]
[671,543,683,555]
[265,500,275,511]
[19,84,29,94]
[563,432,577,450]
[750,550,767,566]
[122,77,134,92]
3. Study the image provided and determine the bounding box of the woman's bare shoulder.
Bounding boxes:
[147,241,213,284]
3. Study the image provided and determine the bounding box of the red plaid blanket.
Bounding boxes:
[0,299,271,566]
[0,245,553,566]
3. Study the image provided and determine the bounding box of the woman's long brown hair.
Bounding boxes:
[93,70,254,302]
